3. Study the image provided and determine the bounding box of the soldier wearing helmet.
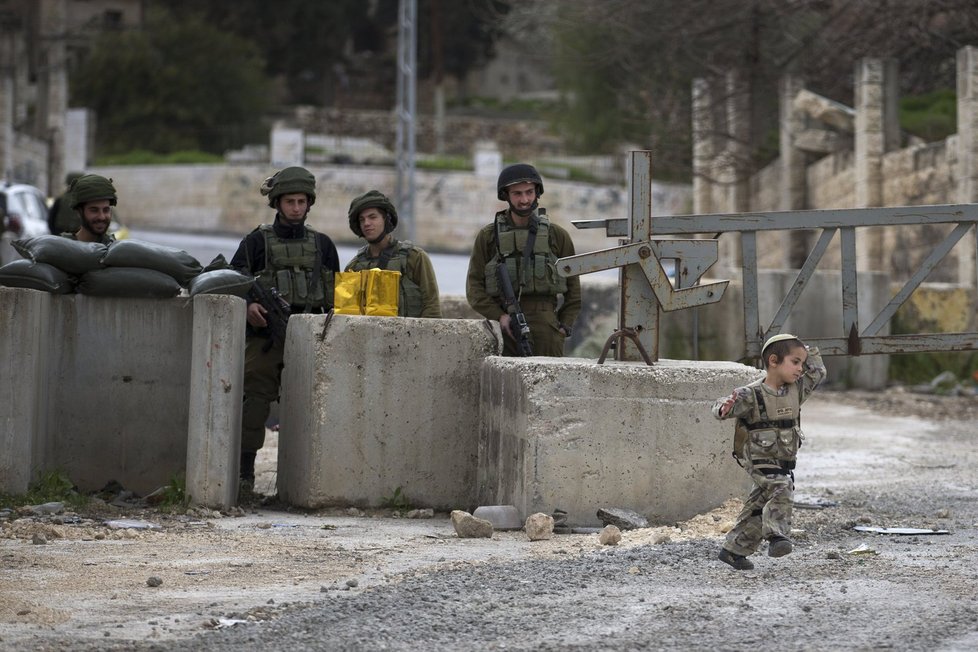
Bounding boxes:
[59,174,117,244]
[229,166,340,494]
[344,190,441,318]
[465,163,581,356]
[48,170,85,236]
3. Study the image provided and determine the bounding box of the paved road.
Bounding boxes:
[98,396,978,652]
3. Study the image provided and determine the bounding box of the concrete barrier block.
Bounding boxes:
[278,314,500,509]
[186,295,246,510]
[45,296,194,494]
[0,288,51,493]
[477,357,758,527]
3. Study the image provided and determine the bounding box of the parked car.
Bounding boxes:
[0,182,51,265]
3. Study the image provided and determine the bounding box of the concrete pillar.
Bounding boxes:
[38,0,68,194]
[722,69,749,274]
[64,108,91,172]
[855,58,896,272]
[186,295,246,510]
[957,46,978,287]
[0,289,50,494]
[477,358,755,527]
[473,140,502,178]
[725,69,751,214]
[691,78,715,216]
[780,74,809,268]
[278,314,501,510]
[270,124,304,167]
[0,25,14,179]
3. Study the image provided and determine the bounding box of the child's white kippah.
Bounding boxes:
[762,333,800,352]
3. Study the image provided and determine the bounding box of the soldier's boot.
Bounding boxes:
[718,548,754,570]
[239,450,257,492]
[768,535,793,558]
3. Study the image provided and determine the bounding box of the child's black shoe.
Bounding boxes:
[768,536,793,557]
[718,548,754,570]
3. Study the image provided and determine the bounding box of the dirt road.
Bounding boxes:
[2,389,977,650]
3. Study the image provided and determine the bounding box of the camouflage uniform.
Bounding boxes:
[465,209,580,356]
[229,167,340,487]
[713,347,826,558]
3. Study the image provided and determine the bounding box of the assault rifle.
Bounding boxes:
[496,261,533,356]
[248,283,292,351]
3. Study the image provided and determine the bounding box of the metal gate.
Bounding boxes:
[560,151,978,362]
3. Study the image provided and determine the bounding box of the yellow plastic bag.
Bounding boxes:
[333,271,364,315]
[332,269,400,316]
[363,268,400,316]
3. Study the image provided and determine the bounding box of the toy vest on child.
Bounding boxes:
[733,378,803,465]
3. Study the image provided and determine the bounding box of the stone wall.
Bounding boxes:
[296,108,563,159]
[93,163,692,256]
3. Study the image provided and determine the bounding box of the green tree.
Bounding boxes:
[166,0,380,106]
[549,0,978,181]
[71,8,271,155]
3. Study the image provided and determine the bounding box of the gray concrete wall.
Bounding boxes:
[41,295,194,494]
[0,288,243,501]
[477,357,757,527]
[186,295,246,510]
[277,314,502,510]
[0,288,50,492]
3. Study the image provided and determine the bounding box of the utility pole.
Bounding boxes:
[395,0,417,241]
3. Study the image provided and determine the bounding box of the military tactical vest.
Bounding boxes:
[483,210,568,299]
[737,378,803,463]
[347,239,424,317]
[256,224,333,311]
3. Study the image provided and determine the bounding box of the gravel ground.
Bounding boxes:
[3,388,978,651]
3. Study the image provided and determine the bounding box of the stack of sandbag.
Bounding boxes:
[0,236,106,294]
[187,254,254,298]
[0,236,255,299]
[80,238,202,297]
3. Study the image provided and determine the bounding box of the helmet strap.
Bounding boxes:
[367,231,389,246]
[509,199,538,218]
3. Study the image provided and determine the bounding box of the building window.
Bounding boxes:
[103,10,122,29]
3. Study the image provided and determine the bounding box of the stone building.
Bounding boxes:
[0,0,142,193]
[693,46,978,287]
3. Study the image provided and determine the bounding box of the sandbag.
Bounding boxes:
[0,259,75,294]
[77,267,181,298]
[189,268,254,298]
[101,239,203,286]
[12,236,107,275]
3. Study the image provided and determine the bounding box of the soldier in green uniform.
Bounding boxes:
[344,190,441,318]
[465,164,581,356]
[60,174,117,244]
[230,167,340,492]
[47,171,84,236]
[712,333,826,570]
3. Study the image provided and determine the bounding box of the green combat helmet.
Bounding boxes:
[70,174,117,210]
[65,170,84,187]
[259,166,316,207]
[347,190,398,237]
[496,163,544,201]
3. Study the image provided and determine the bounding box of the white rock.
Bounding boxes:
[450,510,493,538]
[524,513,554,541]
[599,524,622,545]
